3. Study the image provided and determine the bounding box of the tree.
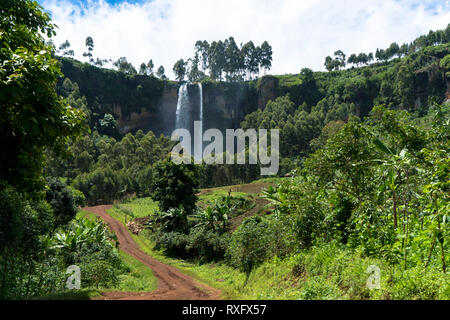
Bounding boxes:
[45,177,77,230]
[356,52,369,66]
[333,50,346,70]
[99,113,118,137]
[395,60,414,110]
[224,37,241,80]
[58,40,74,57]
[208,41,225,80]
[324,56,334,71]
[194,40,210,73]
[83,36,94,64]
[347,53,357,66]
[173,59,187,81]
[156,65,167,79]
[187,53,204,82]
[260,41,273,75]
[375,48,387,62]
[139,62,147,75]
[113,57,137,74]
[94,58,109,67]
[226,216,271,281]
[151,159,199,214]
[241,41,257,79]
[147,59,154,75]
[0,0,85,191]
[386,42,400,59]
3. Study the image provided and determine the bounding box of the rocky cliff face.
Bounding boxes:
[257,76,279,110]
[106,78,273,137]
[113,85,179,136]
[60,53,449,139]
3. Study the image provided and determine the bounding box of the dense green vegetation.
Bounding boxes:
[1,0,449,300]
[0,0,158,299]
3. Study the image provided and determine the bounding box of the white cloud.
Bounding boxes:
[41,0,450,79]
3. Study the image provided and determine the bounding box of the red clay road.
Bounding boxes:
[84,205,222,300]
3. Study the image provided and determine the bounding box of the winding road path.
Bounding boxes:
[84,205,222,300]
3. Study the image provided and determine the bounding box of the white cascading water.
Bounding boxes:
[175,83,189,129]
[195,83,203,161]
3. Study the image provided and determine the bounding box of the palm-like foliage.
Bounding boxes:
[51,218,117,264]
[191,198,234,233]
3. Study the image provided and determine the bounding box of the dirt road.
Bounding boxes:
[84,205,221,300]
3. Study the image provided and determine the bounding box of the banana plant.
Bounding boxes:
[191,200,232,233]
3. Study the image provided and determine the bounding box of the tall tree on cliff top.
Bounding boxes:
[83,36,94,64]
[173,59,187,81]
[195,40,210,74]
[156,65,167,79]
[241,41,257,79]
[208,41,225,81]
[113,57,137,74]
[260,41,273,75]
[58,40,74,57]
[147,59,154,75]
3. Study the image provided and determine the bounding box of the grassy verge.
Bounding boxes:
[119,197,159,218]
[114,251,158,292]
[198,189,249,204]
[76,209,97,220]
[34,289,102,300]
[47,208,159,298]
[107,203,450,300]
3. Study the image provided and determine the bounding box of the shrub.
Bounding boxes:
[67,186,86,207]
[45,177,78,229]
[186,226,231,263]
[79,248,123,289]
[154,231,190,258]
[384,267,449,300]
[299,277,340,300]
[153,207,189,233]
[225,216,272,279]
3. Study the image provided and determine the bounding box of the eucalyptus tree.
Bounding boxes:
[260,41,273,75]
[139,62,147,75]
[195,40,210,73]
[83,36,94,63]
[224,36,241,80]
[208,41,225,80]
[147,59,154,75]
[173,59,187,81]
[241,41,257,79]
[58,40,74,57]
[113,57,137,74]
[156,65,167,79]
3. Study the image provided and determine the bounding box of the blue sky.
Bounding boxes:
[38,0,450,79]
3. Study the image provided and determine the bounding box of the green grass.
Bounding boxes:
[34,289,101,300]
[120,197,159,218]
[198,189,249,204]
[76,210,97,220]
[74,208,158,296]
[107,206,241,298]
[115,251,158,292]
[107,204,450,300]
[250,177,288,184]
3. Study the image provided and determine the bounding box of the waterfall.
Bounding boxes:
[175,83,189,130]
[194,83,203,161]
[174,83,203,161]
